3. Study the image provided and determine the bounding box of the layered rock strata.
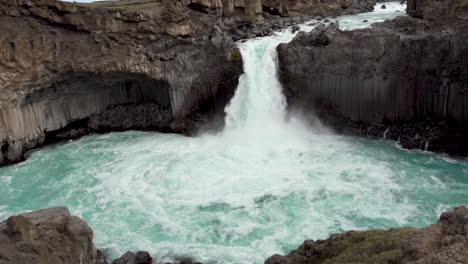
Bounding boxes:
[0,0,377,166]
[278,0,468,155]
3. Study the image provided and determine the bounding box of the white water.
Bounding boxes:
[6,3,467,264]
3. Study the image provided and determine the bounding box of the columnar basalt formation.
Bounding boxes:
[0,0,243,165]
[0,0,377,166]
[278,0,468,155]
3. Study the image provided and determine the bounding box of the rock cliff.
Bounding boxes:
[0,0,244,165]
[0,0,377,166]
[278,0,468,155]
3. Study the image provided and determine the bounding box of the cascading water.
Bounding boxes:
[1,3,467,264]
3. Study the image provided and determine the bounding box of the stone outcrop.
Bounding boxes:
[0,207,107,264]
[277,0,468,155]
[0,0,378,166]
[265,206,468,264]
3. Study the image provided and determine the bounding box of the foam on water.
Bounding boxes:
[1,2,467,264]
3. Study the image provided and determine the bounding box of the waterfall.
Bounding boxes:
[223,1,408,135]
[224,39,288,131]
[4,4,452,264]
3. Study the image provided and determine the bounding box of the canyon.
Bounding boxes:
[0,0,467,263]
[1,0,466,165]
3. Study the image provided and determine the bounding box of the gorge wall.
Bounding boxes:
[0,0,244,165]
[0,0,377,166]
[278,0,468,155]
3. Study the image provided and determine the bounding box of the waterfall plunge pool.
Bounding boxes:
[1,2,467,264]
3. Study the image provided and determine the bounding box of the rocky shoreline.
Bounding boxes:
[1,206,466,264]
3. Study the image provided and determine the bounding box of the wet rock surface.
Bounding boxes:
[265,206,468,264]
[278,0,468,156]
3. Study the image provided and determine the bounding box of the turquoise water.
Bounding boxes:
[1,2,467,264]
[0,131,467,263]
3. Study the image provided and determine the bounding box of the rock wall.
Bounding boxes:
[0,0,243,165]
[279,20,467,123]
[277,2,468,155]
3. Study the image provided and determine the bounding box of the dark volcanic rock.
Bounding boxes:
[136,251,153,264]
[277,0,468,155]
[265,206,468,264]
[97,250,110,264]
[408,0,468,21]
[112,251,137,264]
[0,207,105,264]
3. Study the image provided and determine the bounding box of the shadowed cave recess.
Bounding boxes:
[0,69,240,165]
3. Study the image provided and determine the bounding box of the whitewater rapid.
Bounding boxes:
[1,2,467,264]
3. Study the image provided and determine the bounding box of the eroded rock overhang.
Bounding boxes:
[0,0,243,165]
